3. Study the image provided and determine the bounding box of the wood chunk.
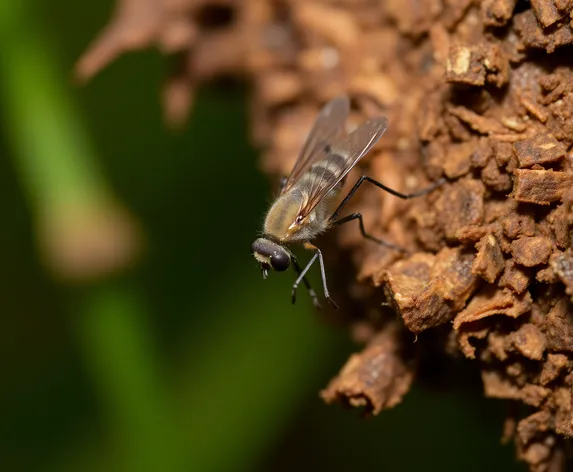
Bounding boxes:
[550,250,573,297]
[483,42,510,87]
[552,385,573,436]
[507,323,546,360]
[75,0,166,82]
[435,178,485,240]
[384,0,443,37]
[418,92,445,142]
[518,441,554,469]
[430,247,479,307]
[488,330,509,361]
[445,111,474,141]
[514,10,573,53]
[505,361,525,379]
[502,212,535,240]
[482,369,521,400]
[382,256,438,321]
[470,139,493,168]
[482,367,552,410]
[494,141,515,169]
[443,141,473,178]
[441,0,473,29]
[491,132,540,144]
[554,0,573,9]
[481,0,517,27]
[510,236,553,267]
[360,248,402,285]
[455,224,493,243]
[257,70,303,106]
[513,133,566,168]
[320,324,414,416]
[482,158,512,192]
[385,253,435,280]
[539,71,572,104]
[445,44,485,86]
[499,260,531,294]
[530,0,563,27]
[485,198,515,223]
[517,411,551,444]
[548,204,571,249]
[537,266,557,284]
[163,74,195,127]
[422,141,446,179]
[385,277,453,333]
[408,204,445,253]
[454,287,532,329]
[349,74,400,108]
[454,287,532,358]
[383,248,478,333]
[520,384,551,407]
[448,105,506,134]
[192,30,248,78]
[294,3,360,47]
[501,116,527,133]
[540,353,569,385]
[545,298,573,352]
[512,169,573,205]
[473,234,505,283]
[519,92,549,123]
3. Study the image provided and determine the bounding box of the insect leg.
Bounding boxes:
[329,175,446,222]
[332,213,408,253]
[292,257,321,308]
[303,243,339,310]
[292,253,318,306]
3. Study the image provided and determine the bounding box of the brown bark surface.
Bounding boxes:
[78,1,573,470]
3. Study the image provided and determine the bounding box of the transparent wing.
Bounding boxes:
[300,116,388,217]
[281,96,350,195]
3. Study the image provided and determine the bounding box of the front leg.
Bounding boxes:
[292,257,321,308]
[292,242,339,309]
[292,252,318,306]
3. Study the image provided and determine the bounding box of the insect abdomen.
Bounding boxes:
[308,151,347,183]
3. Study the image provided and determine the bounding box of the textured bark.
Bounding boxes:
[78,1,573,470]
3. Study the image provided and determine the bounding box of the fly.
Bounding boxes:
[252,96,444,308]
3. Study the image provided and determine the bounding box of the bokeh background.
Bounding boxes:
[0,1,526,471]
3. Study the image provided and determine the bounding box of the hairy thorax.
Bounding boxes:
[264,186,340,243]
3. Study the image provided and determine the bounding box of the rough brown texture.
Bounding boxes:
[511,236,553,267]
[513,170,573,205]
[513,133,566,168]
[78,0,573,470]
[320,322,414,415]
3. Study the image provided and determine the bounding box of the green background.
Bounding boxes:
[0,1,524,471]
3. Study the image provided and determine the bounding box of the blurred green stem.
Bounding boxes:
[75,281,185,472]
[0,1,183,471]
[0,0,108,212]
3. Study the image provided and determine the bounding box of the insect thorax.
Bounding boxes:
[264,184,341,243]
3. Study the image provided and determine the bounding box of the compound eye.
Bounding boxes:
[270,251,290,271]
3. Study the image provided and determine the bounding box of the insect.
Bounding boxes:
[252,96,444,308]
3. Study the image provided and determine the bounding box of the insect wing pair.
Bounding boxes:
[280,96,388,217]
[252,96,389,308]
